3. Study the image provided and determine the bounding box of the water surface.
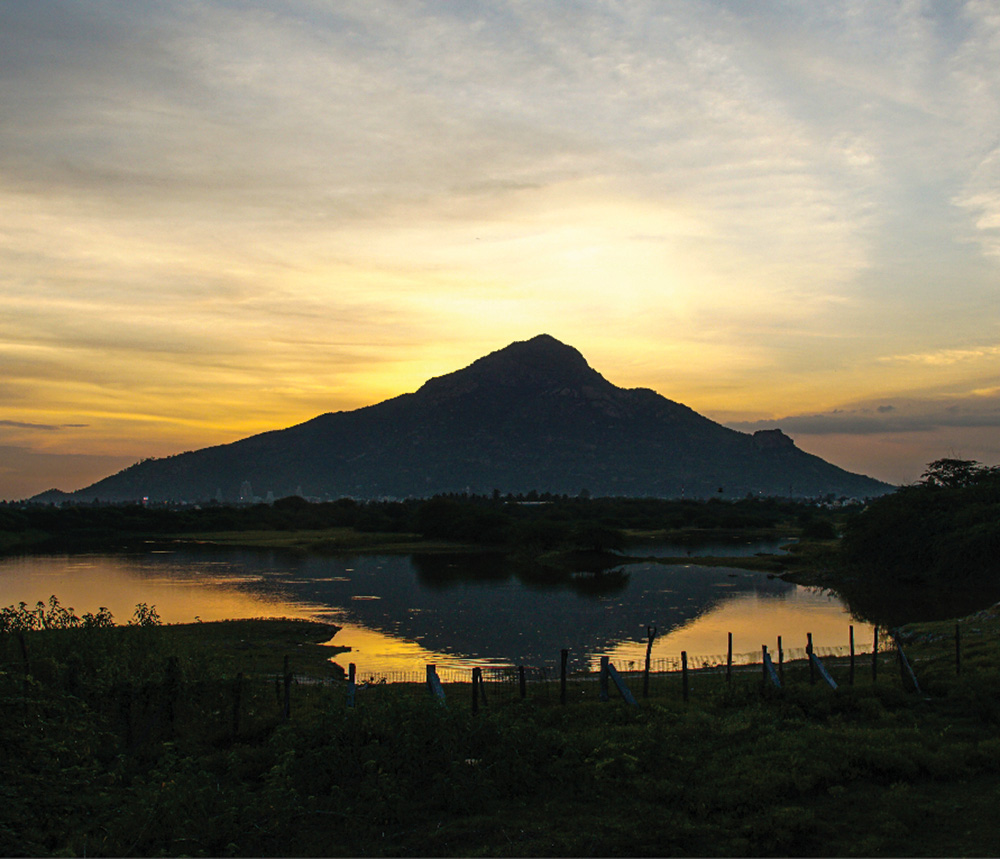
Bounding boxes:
[0,547,868,675]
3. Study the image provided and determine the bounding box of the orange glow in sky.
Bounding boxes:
[3,2,1000,498]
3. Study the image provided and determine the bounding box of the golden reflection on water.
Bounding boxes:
[324,619,492,677]
[0,554,319,624]
[1,553,873,676]
[599,587,873,671]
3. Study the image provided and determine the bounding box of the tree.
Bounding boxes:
[919,458,984,488]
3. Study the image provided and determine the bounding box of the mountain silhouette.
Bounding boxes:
[64,335,891,502]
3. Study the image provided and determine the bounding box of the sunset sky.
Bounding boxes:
[2,0,1000,500]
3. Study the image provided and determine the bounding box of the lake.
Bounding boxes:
[0,544,870,676]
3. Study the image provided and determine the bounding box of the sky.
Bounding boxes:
[2,0,999,500]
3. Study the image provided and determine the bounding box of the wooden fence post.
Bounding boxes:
[599,656,610,702]
[471,667,481,715]
[282,656,291,720]
[560,649,568,705]
[849,625,855,686]
[518,665,526,699]
[807,633,815,685]
[726,632,733,684]
[777,635,784,685]
[872,626,879,683]
[643,626,656,698]
[681,651,689,703]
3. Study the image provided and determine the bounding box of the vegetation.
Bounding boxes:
[0,493,845,559]
[5,599,1000,856]
[840,458,1000,584]
[824,459,1000,626]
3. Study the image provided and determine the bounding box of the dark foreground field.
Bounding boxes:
[4,604,1000,857]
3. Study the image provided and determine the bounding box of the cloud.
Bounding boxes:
[880,344,1000,366]
[0,420,88,432]
[725,394,1000,437]
[3,0,1000,497]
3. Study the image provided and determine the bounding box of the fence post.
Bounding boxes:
[426,664,446,705]
[777,635,784,685]
[807,633,815,685]
[762,645,781,690]
[956,623,961,676]
[726,632,733,684]
[893,633,923,695]
[518,665,527,699]
[472,667,481,715]
[849,625,855,686]
[232,672,243,738]
[346,663,357,709]
[872,626,879,683]
[643,626,656,698]
[560,649,568,705]
[681,651,689,703]
[283,656,291,720]
[809,649,838,690]
[599,656,610,702]
[607,662,640,708]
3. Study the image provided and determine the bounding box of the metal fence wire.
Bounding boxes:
[343,638,896,700]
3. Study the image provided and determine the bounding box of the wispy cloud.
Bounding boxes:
[879,345,1000,366]
[725,394,1000,437]
[2,0,1000,496]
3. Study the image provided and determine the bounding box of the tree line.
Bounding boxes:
[1,493,839,554]
[841,458,1000,585]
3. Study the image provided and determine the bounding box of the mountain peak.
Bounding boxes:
[416,334,606,399]
[59,335,893,502]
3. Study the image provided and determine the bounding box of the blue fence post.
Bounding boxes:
[346,663,356,709]
[426,664,446,705]
[607,662,640,708]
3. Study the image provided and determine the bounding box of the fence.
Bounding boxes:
[339,623,911,709]
[0,622,946,730]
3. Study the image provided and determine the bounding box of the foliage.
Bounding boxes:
[5,610,1000,855]
[0,594,117,634]
[841,459,1000,585]
[0,493,843,556]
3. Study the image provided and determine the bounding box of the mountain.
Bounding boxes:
[62,335,891,503]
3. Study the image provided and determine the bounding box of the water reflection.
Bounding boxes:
[0,548,867,674]
[625,537,798,558]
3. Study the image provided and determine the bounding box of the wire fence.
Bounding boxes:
[340,628,900,708]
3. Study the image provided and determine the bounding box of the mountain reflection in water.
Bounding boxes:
[0,548,865,673]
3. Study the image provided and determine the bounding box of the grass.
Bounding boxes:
[5,605,1000,856]
[173,527,478,554]
[149,617,349,679]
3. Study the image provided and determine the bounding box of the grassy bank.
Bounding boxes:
[174,527,473,554]
[5,608,1000,856]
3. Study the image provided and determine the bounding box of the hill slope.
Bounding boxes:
[66,335,891,502]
